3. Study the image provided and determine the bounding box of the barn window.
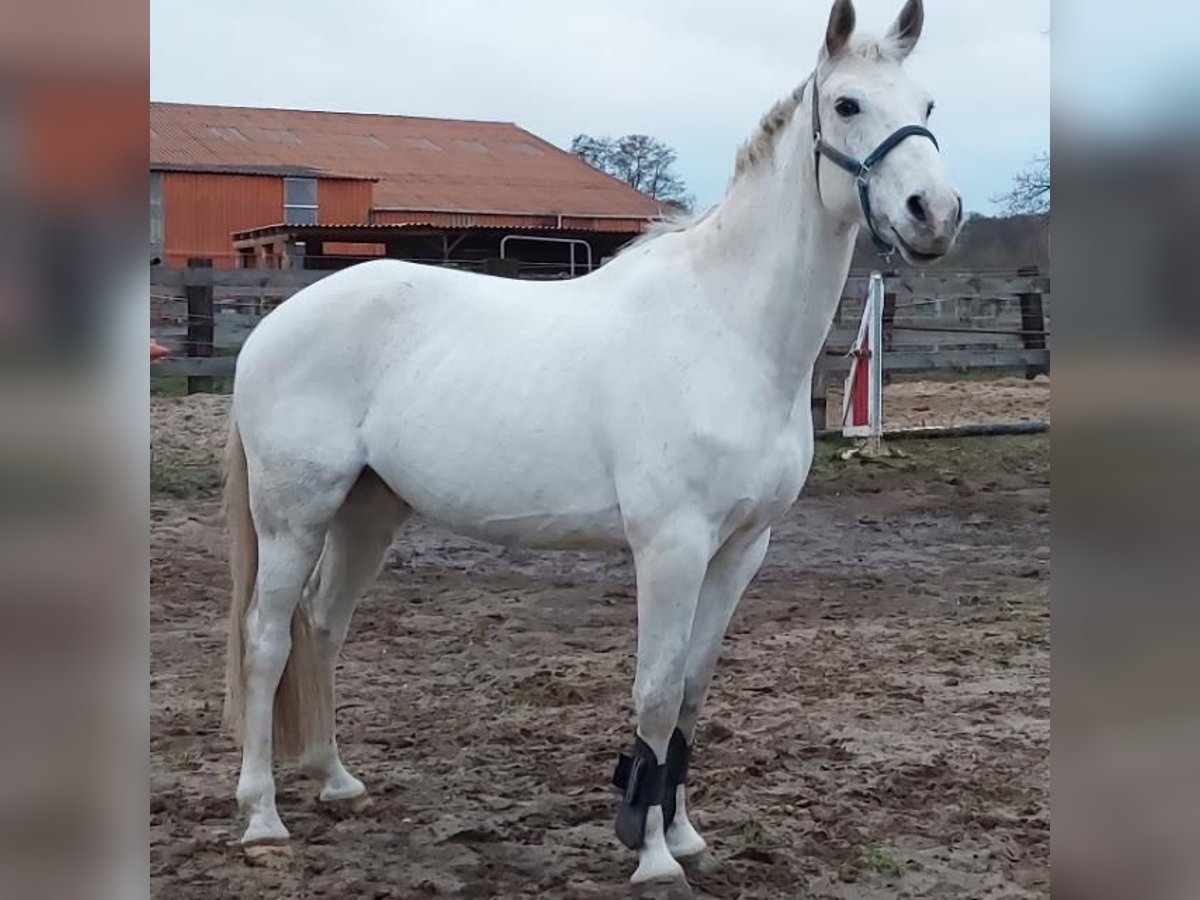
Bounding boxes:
[454,139,489,154]
[263,128,301,145]
[509,141,545,156]
[209,126,247,142]
[284,177,318,225]
[404,136,441,151]
[150,171,164,253]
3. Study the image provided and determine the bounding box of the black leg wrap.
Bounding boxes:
[661,728,691,829]
[611,736,666,850]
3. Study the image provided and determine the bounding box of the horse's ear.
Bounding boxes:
[886,0,924,59]
[824,0,856,59]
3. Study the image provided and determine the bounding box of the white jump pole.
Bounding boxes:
[866,271,884,455]
[841,271,886,456]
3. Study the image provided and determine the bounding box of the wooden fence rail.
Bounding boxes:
[153,348,1052,380]
[152,263,1050,432]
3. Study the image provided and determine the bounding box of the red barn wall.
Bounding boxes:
[162,172,282,268]
[160,174,374,267]
[318,179,372,224]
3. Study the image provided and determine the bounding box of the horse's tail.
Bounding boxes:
[222,418,327,759]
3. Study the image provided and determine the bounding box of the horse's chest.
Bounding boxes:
[757,445,809,511]
[715,436,812,533]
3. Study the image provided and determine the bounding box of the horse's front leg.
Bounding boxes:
[668,527,771,862]
[614,516,711,889]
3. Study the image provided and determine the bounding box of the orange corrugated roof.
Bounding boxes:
[150,102,670,220]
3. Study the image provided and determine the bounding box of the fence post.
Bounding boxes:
[811,353,828,436]
[881,289,896,386]
[1017,265,1048,380]
[185,257,214,394]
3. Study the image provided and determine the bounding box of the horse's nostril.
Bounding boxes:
[955,195,964,224]
[907,194,928,223]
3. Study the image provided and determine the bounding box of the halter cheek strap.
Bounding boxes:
[808,73,940,258]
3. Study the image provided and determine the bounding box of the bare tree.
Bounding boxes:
[993,152,1049,215]
[570,133,693,211]
[569,134,612,172]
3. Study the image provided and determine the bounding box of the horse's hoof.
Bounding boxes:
[631,847,686,886]
[631,877,694,900]
[318,784,371,812]
[240,809,289,845]
[242,842,294,868]
[666,826,707,861]
[678,850,721,878]
[317,773,367,804]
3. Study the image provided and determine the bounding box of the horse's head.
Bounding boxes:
[811,0,962,265]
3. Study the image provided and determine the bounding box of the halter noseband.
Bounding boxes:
[807,72,940,258]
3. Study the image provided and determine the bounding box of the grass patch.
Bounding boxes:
[165,748,204,771]
[734,818,767,845]
[497,698,537,717]
[151,347,238,396]
[855,844,907,879]
[150,457,222,497]
[148,433,1050,501]
[806,433,1049,496]
[151,374,235,397]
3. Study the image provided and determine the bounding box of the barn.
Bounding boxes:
[149,102,672,275]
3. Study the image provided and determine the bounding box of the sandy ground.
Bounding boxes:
[150,391,1050,899]
[825,376,1050,431]
[150,377,1051,489]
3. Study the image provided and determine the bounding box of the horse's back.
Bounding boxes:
[231,260,628,548]
[234,259,564,412]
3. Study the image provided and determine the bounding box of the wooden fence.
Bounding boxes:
[152,261,1050,416]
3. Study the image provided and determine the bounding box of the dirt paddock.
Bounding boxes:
[151,384,1049,899]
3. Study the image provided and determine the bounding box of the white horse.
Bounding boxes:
[222,0,961,890]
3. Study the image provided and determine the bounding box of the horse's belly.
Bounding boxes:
[444,504,627,550]
[365,429,627,550]
[394,479,627,550]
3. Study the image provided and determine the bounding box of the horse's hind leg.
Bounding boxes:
[237,524,329,844]
[667,527,770,862]
[300,470,410,802]
[230,430,364,847]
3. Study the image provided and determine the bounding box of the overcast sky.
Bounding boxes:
[151,0,1050,214]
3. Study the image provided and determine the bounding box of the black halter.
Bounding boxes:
[807,72,940,258]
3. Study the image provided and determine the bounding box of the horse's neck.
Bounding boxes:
[680,139,858,398]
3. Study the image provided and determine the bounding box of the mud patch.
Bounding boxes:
[151,431,1049,898]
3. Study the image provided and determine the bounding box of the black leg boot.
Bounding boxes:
[661,728,691,830]
[611,735,667,849]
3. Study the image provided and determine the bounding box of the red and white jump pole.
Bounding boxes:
[841,271,886,456]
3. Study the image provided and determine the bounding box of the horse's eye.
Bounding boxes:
[926,101,935,118]
[834,98,860,118]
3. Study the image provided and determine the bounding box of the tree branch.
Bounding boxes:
[992,152,1049,215]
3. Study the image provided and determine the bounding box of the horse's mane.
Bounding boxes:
[733,87,808,180]
[735,36,904,179]
[619,205,716,255]
[617,36,905,258]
